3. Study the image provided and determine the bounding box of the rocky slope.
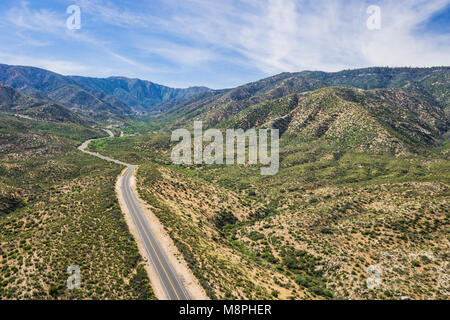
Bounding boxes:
[162,67,449,128]
[220,86,449,155]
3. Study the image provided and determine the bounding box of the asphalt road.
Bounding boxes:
[78,130,190,300]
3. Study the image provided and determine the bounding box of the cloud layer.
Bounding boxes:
[0,0,449,88]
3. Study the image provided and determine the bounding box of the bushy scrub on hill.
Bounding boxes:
[0,116,155,299]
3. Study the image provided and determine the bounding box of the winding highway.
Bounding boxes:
[78,130,190,300]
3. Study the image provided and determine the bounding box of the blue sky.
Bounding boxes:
[0,0,449,88]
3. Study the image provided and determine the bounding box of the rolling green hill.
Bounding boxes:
[161,67,449,129]
[220,86,449,155]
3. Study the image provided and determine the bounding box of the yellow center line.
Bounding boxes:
[124,168,182,300]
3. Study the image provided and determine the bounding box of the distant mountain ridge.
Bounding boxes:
[0,63,448,137]
[0,83,90,125]
[68,75,211,113]
[0,63,211,120]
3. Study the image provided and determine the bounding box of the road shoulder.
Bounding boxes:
[116,167,209,300]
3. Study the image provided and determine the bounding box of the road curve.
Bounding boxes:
[78,130,190,300]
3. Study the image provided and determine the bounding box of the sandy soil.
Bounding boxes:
[116,167,208,300]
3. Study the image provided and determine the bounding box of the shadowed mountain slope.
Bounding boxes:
[220,86,449,155]
[69,76,211,113]
[0,83,91,125]
[162,67,449,128]
[0,64,211,120]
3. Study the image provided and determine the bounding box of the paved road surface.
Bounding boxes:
[78,130,190,300]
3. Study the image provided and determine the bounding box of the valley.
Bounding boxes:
[87,121,449,300]
[0,64,448,300]
[0,115,154,299]
[78,130,204,300]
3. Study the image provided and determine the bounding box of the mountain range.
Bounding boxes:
[0,64,211,120]
[0,83,89,125]
[1,62,449,300]
[0,63,448,154]
[162,66,449,128]
[219,87,448,154]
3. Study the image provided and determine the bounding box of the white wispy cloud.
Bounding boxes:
[0,1,152,75]
[0,0,448,87]
[360,0,450,67]
[0,52,90,74]
[76,0,154,27]
[5,1,65,32]
[156,0,450,72]
[136,40,218,67]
